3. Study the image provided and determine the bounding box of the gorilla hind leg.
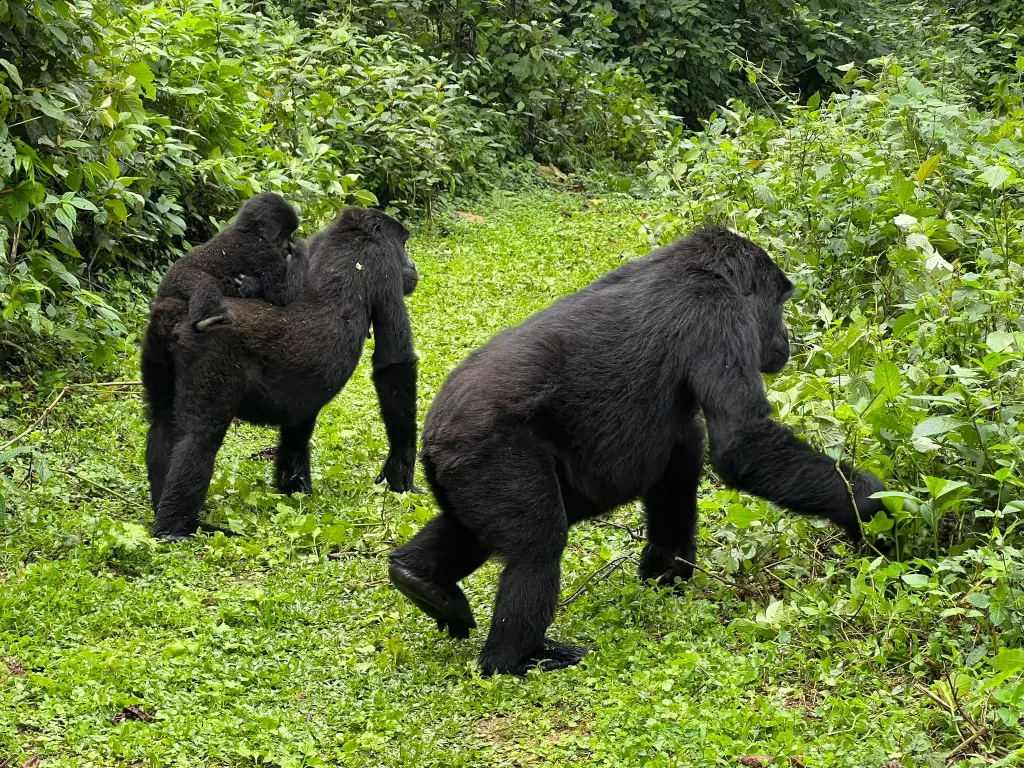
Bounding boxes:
[389,514,487,639]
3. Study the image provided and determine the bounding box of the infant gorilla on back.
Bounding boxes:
[156,192,308,330]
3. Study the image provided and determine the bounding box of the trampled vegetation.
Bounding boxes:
[2,1,1024,766]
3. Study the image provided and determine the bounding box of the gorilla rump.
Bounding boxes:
[142,207,421,541]
[156,192,308,331]
[389,225,886,676]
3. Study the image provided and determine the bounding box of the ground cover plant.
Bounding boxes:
[2,0,1024,766]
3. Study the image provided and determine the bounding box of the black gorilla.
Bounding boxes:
[389,225,886,676]
[142,207,420,541]
[157,192,308,331]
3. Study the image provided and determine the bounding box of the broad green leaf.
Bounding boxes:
[725,504,761,529]
[915,154,940,182]
[979,165,1012,190]
[125,61,156,98]
[894,214,917,229]
[991,649,1024,674]
[0,58,22,88]
[874,361,902,396]
[987,331,1016,352]
[901,573,930,588]
[30,92,65,120]
[912,416,965,439]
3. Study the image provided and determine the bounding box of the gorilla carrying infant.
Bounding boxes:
[142,204,420,541]
[389,225,886,676]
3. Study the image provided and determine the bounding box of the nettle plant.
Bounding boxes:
[646,58,1023,558]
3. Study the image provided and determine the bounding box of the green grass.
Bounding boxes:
[2,190,958,767]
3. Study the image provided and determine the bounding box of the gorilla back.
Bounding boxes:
[142,207,421,541]
[389,225,885,676]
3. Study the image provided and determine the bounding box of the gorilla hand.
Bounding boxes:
[375,448,423,494]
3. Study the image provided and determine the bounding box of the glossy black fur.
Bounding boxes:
[389,226,885,676]
[156,192,309,330]
[142,207,420,541]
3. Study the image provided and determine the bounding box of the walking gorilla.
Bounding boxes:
[142,207,420,541]
[389,225,886,676]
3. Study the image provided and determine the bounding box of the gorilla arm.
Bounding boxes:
[369,283,421,493]
[690,310,883,541]
[258,238,310,307]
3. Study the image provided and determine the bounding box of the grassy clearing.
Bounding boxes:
[1,190,971,767]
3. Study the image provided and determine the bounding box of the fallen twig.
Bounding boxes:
[65,380,142,388]
[559,556,629,609]
[0,386,69,452]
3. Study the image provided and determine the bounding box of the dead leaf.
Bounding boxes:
[4,660,25,676]
[111,705,154,725]
[536,164,567,180]
[737,757,806,767]
[21,757,40,768]
[248,446,277,461]
[453,211,485,223]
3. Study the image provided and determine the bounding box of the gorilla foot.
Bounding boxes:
[153,520,239,541]
[194,314,230,332]
[198,521,240,538]
[388,560,476,639]
[533,638,589,672]
[639,543,694,590]
[480,638,588,676]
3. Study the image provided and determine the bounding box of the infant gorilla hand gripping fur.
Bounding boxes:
[156,192,308,331]
[142,207,421,541]
[389,226,886,677]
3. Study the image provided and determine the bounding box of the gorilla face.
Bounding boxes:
[757,275,793,375]
[401,250,419,296]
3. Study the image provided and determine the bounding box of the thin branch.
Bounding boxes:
[62,468,133,504]
[594,519,644,541]
[0,386,69,452]
[559,556,629,609]
[673,555,750,593]
[65,380,142,388]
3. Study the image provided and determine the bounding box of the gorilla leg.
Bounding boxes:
[639,418,705,588]
[470,452,582,676]
[145,414,176,512]
[152,422,230,541]
[275,419,316,495]
[389,514,487,638]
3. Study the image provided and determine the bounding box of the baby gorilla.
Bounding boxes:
[156,192,308,331]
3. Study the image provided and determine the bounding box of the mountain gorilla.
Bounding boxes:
[156,192,308,331]
[142,207,420,541]
[389,226,886,676]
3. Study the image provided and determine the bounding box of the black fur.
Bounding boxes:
[156,192,309,330]
[142,207,421,541]
[389,225,885,676]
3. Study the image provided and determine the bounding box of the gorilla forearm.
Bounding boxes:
[372,359,420,492]
[708,417,881,540]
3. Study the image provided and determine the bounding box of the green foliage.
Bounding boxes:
[576,0,879,122]
[4,191,1013,767]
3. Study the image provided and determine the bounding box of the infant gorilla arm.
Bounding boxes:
[389,225,885,676]
[156,192,308,331]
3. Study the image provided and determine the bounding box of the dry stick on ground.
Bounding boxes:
[673,555,752,594]
[594,518,644,541]
[0,386,69,453]
[559,556,630,609]
[65,380,143,388]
